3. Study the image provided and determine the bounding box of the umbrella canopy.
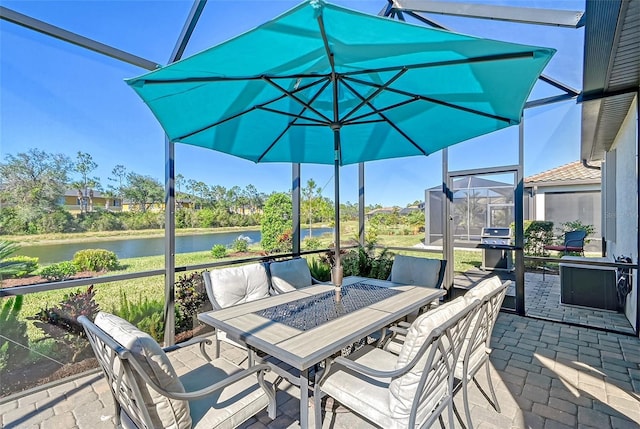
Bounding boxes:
[126,0,555,282]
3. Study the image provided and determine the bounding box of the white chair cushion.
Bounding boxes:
[182,357,269,429]
[320,346,399,429]
[465,275,503,300]
[95,312,192,429]
[389,298,471,425]
[269,258,312,292]
[209,264,270,308]
[390,255,441,287]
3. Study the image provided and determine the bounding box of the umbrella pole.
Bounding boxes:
[332,129,343,287]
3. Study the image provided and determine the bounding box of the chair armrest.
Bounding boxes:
[126,354,272,401]
[163,336,213,362]
[327,355,407,379]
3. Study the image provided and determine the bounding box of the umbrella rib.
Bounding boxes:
[256,77,333,162]
[341,51,536,78]
[263,76,332,123]
[340,78,428,156]
[174,77,330,141]
[340,68,409,123]
[133,72,331,85]
[256,106,328,125]
[256,122,294,163]
[344,75,515,124]
[344,98,421,124]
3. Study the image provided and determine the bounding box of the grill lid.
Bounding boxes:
[481,227,511,238]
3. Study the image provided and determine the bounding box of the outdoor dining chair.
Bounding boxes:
[203,264,271,358]
[380,276,510,429]
[388,255,447,290]
[543,229,587,255]
[79,312,276,429]
[455,276,510,429]
[266,257,328,293]
[313,296,481,429]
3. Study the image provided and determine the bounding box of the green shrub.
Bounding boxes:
[138,313,165,343]
[308,257,331,282]
[36,208,77,233]
[561,220,595,243]
[260,193,292,253]
[211,244,227,259]
[342,244,394,280]
[232,238,249,253]
[113,291,165,342]
[303,237,322,251]
[78,211,125,232]
[28,286,100,362]
[175,272,208,333]
[0,296,29,371]
[39,261,78,281]
[3,256,39,278]
[72,249,119,271]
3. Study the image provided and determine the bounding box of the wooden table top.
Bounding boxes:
[198,276,445,370]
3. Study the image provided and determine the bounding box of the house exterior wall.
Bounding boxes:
[526,184,601,251]
[605,96,638,331]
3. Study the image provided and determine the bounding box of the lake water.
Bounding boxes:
[15,228,333,264]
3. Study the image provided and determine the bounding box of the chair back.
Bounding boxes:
[564,230,587,247]
[267,258,312,293]
[203,263,270,310]
[389,255,447,290]
[461,277,510,374]
[79,313,191,429]
[388,296,480,427]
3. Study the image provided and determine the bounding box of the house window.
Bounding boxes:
[604,151,616,242]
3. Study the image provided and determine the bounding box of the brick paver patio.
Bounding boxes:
[2,312,639,429]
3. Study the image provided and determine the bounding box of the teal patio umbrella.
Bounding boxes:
[126,0,555,284]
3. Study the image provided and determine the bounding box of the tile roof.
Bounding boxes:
[525,161,601,184]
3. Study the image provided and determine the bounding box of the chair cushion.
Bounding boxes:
[268,258,312,292]
[208,264,270,308]
[95,312,192,429]
[389,298,471,425]
[320,346,399,429]
[183,357,269,429]
[465,276,503,300]
[390,255,441,288]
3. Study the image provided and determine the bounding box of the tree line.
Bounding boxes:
[0,148,375,235]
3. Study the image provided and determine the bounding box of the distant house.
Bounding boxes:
[524,161,601,249]
[365,207,399,219]
[61,189,122,214]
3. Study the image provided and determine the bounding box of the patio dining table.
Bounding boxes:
[198,275,446,428]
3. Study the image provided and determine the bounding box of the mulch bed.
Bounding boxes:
[1,271,101,288]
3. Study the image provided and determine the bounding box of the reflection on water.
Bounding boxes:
[16,228,333,264]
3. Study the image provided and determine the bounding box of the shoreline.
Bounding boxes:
[2,226,259,247]
[2,223,333,247]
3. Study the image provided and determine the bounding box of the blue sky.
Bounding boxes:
[0,0,585,207]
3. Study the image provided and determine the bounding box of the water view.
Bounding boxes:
[16,228,333,264]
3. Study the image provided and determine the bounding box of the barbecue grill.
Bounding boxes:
[480,227,513,271]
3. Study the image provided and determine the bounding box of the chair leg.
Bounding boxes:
[463,376,474,429]
[484,362,501,412]
[313,386,323,428]
[447,397,456,429]
[214,334,221,359]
